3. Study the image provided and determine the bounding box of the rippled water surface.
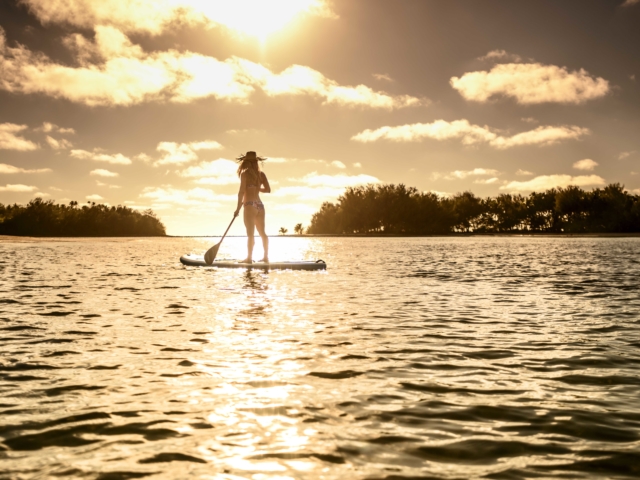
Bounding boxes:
[1,236,640,479]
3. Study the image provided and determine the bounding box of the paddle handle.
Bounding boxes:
[219,215,237,243]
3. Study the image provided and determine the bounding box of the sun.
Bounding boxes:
[190,0,327,41]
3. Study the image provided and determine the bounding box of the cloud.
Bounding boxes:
[70,149,132,165]
[516,169,534,176]
[0,123,39,151]
[478,50,523,63]
[352,119,589,149]
[155,140,223,166]
[253,63,426,109]
[140,186,233,206]
[353,162,362,168]
[297,172,381,188]
[86,194,104,201]
[178,158,238,185]
[19,0,335,36]
[501,174,606,192]
[46,136,73,150]
[90,168,119,177]
[444,168,499,180]
[331,160,346,169]
[621,0,639,6]
[427,190,452,198]
[134,153,153,163]
[450,63,609,104]
[491,125,589,149]
[573,159,598,171]
[0,184,38,192]
[96,181,121,188]
[474,177,499,184]
[264,157,288,163]
[618,151,636,160]
[0,163,51,174]
[36,122,75,134]
[373,73,394,82]
[0,26,423,109]
[226,128,266,135]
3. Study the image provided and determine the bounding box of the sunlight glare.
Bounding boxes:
[191,0,324,41]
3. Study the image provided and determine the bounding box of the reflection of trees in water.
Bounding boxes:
[0,198,166,236]
[308,183,640,234]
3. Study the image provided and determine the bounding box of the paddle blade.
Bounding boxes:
[204,243,220,265]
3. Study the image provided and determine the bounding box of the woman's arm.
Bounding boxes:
[234,173,246,216]
[260,171,271,193]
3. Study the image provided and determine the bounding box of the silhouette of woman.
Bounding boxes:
[234,151,271,263]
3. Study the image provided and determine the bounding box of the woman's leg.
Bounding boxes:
[242,206,257,263]
[255,208,269,262]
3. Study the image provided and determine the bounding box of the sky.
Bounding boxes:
[0,0,639,235]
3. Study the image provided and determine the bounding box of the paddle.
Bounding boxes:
[204,214,237,265]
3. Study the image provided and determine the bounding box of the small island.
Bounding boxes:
[0,198,166,236]
[308,183,640,234]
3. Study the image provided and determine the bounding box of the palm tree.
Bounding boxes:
[279,227,288,235]
[294,223,303,235]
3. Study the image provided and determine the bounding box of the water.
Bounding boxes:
[1,236,640,479]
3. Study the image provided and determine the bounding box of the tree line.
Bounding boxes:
[0,198,166,236]
[307,183,640,234]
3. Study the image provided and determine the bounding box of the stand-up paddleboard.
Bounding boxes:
[180,254,326,271]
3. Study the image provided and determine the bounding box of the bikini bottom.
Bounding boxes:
[244,201,265,210]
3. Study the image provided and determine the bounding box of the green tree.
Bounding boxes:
[294,223,304,235]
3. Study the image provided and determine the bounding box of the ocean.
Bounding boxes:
[1,236,639,479]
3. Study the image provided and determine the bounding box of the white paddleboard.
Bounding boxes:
[180,254,326,270]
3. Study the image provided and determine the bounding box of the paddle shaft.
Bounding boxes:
[219,215,237,244]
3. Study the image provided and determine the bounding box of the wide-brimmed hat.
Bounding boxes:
[236,151,266,162]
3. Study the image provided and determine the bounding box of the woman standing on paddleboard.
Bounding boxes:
[234,151,271,263]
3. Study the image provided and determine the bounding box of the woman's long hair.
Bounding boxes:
[236,153,264,184]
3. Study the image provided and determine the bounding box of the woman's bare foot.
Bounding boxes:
[258,257,269,263]
[239,258,252,264]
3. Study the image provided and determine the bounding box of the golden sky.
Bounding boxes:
[0,0,639,235]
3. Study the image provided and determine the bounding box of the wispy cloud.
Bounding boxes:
[86,194,104,201]
[90,169,119,177]
[619,151,636,160]
[0,163,51,174]
[178,159,238,185]
[0,123,39,151]
[156,140,223,166]
[0,26,424,109]
[474,177,499,184]
[70,149,132,165]
[516,169,534,176]
[444,168,500,180]
[501,174,606,192]
[573,159,598,171]
[478,50,523,63]
[140,186,234,206]
[95,181,121,188]
[331,160,346,169]
[20,0,335,35]
[297,172,380,188]
[373,73,394,82]
[451,63,609,104]
[45,136,73,150]
[621,0,640,7]
[35,122,75,134]
[0,184,38,192]
[352,119,589,149]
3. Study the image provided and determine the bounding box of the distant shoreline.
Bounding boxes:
[2,233,640,242]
